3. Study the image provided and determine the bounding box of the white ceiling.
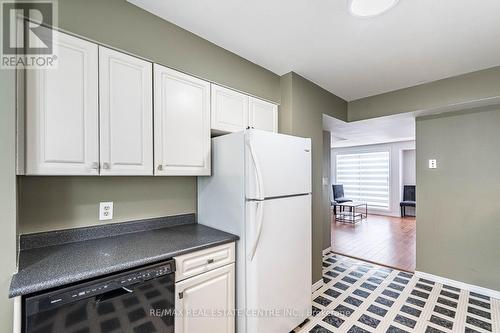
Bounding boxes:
[323,113,415,148]
[128,0,500,101]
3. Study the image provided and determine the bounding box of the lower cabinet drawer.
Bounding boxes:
[174,242,235,282]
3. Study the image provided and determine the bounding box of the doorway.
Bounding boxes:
[324,114,417,272]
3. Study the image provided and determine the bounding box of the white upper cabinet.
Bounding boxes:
[211,84,249,133]
[26,30,99,175]
[211,84,278,134]
[23,29,277,177]
[249,97,278,132]
[99,46,153,175]
[154,65,211,176]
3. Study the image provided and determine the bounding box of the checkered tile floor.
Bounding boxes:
[294,252,499,333]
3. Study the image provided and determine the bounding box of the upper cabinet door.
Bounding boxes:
[26,30,99,175]
[248,97,278,133]
[154,65,211,176]
[211,84,249,133]
[99,47,153,175]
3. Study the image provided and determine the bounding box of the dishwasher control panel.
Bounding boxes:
[27,260,175,315]
[118,262,172,285]
[60,263,174,302]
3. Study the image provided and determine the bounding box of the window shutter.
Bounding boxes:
[336,151,390,209]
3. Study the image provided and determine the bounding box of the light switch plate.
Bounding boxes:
[99,202,113,220]
[322,177,329,186]
[428,159,437,169]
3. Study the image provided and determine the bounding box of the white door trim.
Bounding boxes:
[312,279,323,293]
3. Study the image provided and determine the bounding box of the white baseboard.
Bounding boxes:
[322,247,332,255]
[415,271,500,300]
[312,279,323,293]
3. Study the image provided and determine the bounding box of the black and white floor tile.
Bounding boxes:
[294,253,499,333]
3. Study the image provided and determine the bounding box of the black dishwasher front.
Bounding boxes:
[24,260,175,333]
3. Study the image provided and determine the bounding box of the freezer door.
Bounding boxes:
[245,130,311,200]
[245,195,312,333]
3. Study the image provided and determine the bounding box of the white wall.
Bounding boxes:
[331,140,415,217]
[402,149,416,185]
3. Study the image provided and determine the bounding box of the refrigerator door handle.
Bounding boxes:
[246,137,265,200]
[249,200,264,261]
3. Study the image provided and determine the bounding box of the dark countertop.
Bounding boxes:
[10,218,238,298]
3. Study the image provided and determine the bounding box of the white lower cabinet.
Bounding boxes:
[174,244,235,333]
[175,264,235,333]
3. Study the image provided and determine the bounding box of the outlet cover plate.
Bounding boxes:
[99,202,113,220]
[428,159,437,169]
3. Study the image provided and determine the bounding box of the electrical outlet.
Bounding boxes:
[99,202,113,221]
[428,159,437,169]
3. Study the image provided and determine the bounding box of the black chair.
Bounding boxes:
[332,184,352,215]
[400,185,416,217]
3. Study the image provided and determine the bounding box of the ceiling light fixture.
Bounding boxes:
[348,0,399,18]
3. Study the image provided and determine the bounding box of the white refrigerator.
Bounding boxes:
[198,129,312,333]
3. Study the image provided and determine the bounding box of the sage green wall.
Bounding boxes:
[0,70,17,332]
[58,0,280,103]
[279,74,293,134]
[348,66,500,121]
[416,108,500,290]
[18,177,196,234]
[18,0,281,233]
[279,72,347,282]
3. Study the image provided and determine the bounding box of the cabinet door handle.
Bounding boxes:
[91,162,99,169]
[207,259,214,264]
[102,162,110,170]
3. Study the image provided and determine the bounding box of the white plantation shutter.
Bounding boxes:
[335,151,390,209]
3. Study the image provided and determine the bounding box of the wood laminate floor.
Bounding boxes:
[331,213,416,272]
